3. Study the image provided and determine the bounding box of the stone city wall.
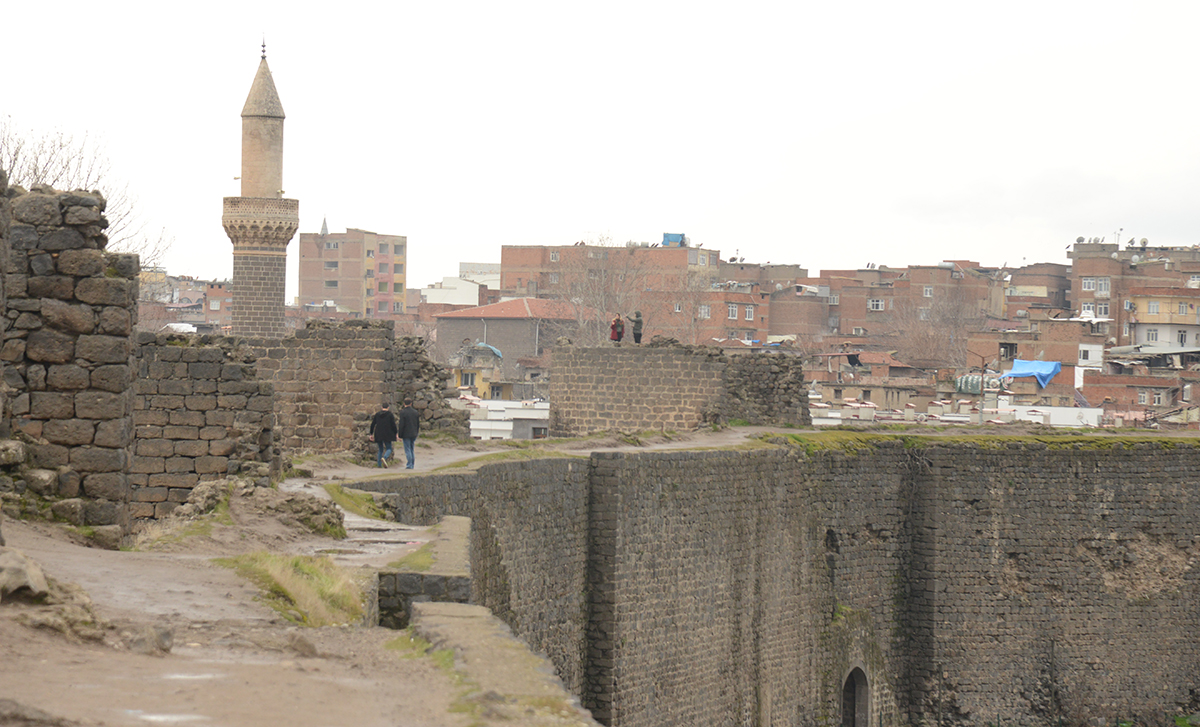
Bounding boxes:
[130,334,277,520]
[351,457,592,697]
[248,321,466,453]
[549,345,809,437]
[1,183,137,530]
[354,438,1200,727]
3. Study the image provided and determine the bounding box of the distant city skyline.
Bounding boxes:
[6,2,1200,301]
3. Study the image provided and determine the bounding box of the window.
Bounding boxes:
[742,330,753,341]
[923,285,933,297]
[1181,302,1190,315]
[550,251,560,262]
[461,372,476,387]
[868,299,885,311]
[366,288,374,297]
[532,426,549,439]
[699,254,707,265]
[1148,301,1160,314]
[365,307,372,316]
[852,327,866,335]
[1097,302,1109,316]
[393,301,403,313]
[365,269,374,278]
[379,264,387,273]
[833,389,843,400]
[324,280,339,288]
[394,283,403,292]
[698,304,711,319]
[918,307,930,321]
[379,244,389,255]
[1147,328,1159,342]
[728,304,738,319]
[1137,390,1148,405]
[1123,323,1130,336]
[1079,349,1089,361]
[1000,342,1018,359]
[829,294,839,305]
[1081,302,1094,315]
[674,303,682,313]
[324,241,339,249]
[861,390,871,402]
[366,250,374,258]
[1153,390,1164,406]
[1097,277,1110,294]
[209,300,220,311]
[549,273,559,284]
[745,305,754,321]
[394,264,404,273]
[324,261,339,270]
[1082,277,1095,291]
[394,245,404,255]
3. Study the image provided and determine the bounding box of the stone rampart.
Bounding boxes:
[130,334,277,520]
[356,437,1200,727]
[549,345,809,436]
[2,184,137,530]
[248,321,466,452]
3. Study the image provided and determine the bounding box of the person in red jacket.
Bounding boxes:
[610,315,624,344]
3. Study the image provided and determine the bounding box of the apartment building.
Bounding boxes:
[297,226,408,317]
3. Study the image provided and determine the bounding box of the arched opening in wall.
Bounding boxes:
[841,667,869,727]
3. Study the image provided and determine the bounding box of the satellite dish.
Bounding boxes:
[1131,254,1140,263]
[1076,236,1085,243]
[1111,252,1118,259]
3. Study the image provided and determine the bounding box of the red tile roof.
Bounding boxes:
[434,297,578,321]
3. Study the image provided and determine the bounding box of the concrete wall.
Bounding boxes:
[356,438,1200,727]
[549,345,810,436]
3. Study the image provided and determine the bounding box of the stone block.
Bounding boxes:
[74,278,134,306]
[92,365,131,392]
[76,335,132,364]
[97,307,132,336]
[51,498,85,525]
[154,501,179,519]
[148,473,199,488]
[75,391,127,420]
[70,446,126,473]
[165,456,194,473]
[132,487,168,502]
[208,439,237,456]
[83,472,129,501]
[12,193,61,226]
[42,419,95,446]
[163,425,199,440]
[25,329,75,364]
[174,440,208,457]
[169,410,205,427]
[94,419,132,448]
[30,392,74,419]
[46,364,90,390]
[129,456,166,474]
[42,300,98,335]
[57,470,81,498]
[27,275,76,299]
[83,499,120,526]
[195,456,228,474]
[56,249,105,276]
[134,410,169,426]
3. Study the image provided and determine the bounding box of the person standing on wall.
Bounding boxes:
[627,311,643,344]
[398,397,421,470]
[368,402,398,468]
[610,314,624,344]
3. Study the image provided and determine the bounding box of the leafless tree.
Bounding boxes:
[1,117,173,270]
[553,236,654,345]
[881,288,981,368]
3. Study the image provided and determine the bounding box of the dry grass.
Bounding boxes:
[215,552,364,626]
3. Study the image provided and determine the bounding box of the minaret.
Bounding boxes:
[222,44,299,338]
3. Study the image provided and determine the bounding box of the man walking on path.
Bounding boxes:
[398,398,422,469]
[369,403,398,468]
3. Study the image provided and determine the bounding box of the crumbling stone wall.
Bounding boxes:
[549,344,809,436]
[1,184,137,530]
[354,438,1200,727]
[248,321,465,452]
[130,334,277,520]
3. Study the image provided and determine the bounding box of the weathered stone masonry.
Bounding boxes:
[550,345,810,436]
[130,334,278,520]
[2,183,138,531]
[355,439,1200,727]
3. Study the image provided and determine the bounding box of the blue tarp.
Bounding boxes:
[1000,360,1061,388]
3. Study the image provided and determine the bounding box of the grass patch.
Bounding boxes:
[389,542,434,571]
[781,430,1195,454]
[132,493,234,550]
[322,483,390,520]
[214,552,363,626]
[431,449,587,472]
[728,418,751,427]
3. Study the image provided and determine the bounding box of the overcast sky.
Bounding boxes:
[5,1,1200,302]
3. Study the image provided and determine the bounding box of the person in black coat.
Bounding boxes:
[368,402,399,468]
[398,398,421,469]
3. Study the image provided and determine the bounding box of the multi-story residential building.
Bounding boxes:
[205,282,234,330]
[1003,262,1071,320]
[500,240,722,300]
[297,225,407,317]
[1126,286,1200,348]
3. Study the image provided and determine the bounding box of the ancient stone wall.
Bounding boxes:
[1,184,137,530]
[249,321,466,452]
[351,457,592,697]
[549,345,809,436]
[130,334,277,520]
[355,438,1200,727]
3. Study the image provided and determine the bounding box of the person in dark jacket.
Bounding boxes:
[398,398,421,469]
[628,311,643,344]
[368,402,398,468]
